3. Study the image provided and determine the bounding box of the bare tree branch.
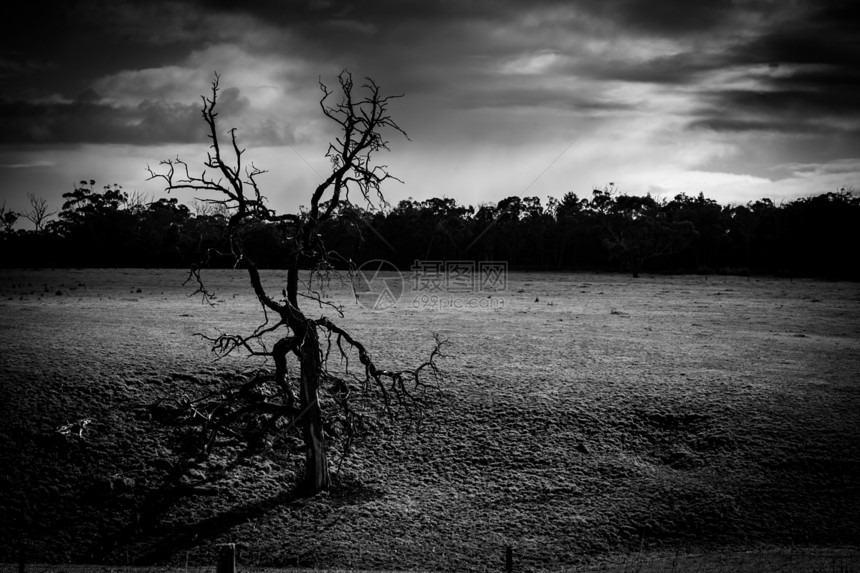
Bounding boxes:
[22,193,55,231]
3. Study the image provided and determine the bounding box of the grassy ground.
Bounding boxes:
[1,269,858,572]
[3,546,860,572]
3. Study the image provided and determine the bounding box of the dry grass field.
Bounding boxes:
[1,269,859,572]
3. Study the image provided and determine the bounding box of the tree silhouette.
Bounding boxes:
[22,193,55,231]
[148,72,445,494]
[591,185,697,277]
[2,168,858,278]
[0,201,18,234]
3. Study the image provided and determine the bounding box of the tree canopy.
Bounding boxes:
[3,181,859,280]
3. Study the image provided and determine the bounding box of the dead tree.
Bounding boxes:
[148,72,445,494]
[22,193,55,231]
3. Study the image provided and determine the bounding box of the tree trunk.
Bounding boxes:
[631,256,642,278]
[272,338,296,410]
[298,326,330,493]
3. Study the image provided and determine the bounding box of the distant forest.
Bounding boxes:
[2,181,859,279]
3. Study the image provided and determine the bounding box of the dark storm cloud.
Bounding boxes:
[214,0,738,36]
[588,0,739,35]
[687,116,841,136]
[0,53,53,80]
[196,0,762,103]
[686,1,860,134]
[0,87,250,145]
[254,0,757,42]
[732,1,860,68]
[0,96,202,144]
[459,85,635,113]
[2,0,857,143]
[705,87,860,121]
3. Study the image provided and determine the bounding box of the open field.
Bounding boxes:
[1,269,859,572]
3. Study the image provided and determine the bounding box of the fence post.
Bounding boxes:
[216,543,236,573]
[506,545,513,572]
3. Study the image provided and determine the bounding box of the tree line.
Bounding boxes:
[2,180,858,279]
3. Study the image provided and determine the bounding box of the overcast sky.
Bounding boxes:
[1,0,858,223]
